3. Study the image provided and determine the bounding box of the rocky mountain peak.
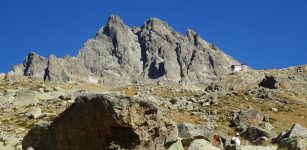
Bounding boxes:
[142,18,173,34]
[98,15,128,37]
[10,15,242,87]
[106,15,123,25]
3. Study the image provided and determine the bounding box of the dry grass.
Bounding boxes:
[169,110,203,124]
[209,92,307,134]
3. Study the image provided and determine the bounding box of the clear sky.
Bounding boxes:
[0,0,306,73]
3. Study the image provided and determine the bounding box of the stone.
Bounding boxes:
[260,122,274,131]
[278,137,307,150]
[258,75,278,89]
[167,140,184,150]
[22,94,178,150]
[230,109,265,130]
[286,124,307,139]
[12,90,38,107]
[273,124,307,149]
[0,96,15,105]
[2,137,22,147]
[242,126,277,142]
[27,107,42,119]
[188,139,220,150]
[177,122,213,140]
[270,108,278,112]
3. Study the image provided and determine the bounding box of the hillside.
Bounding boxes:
[0,16,306,150]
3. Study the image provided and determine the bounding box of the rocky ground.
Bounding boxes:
[0,65,306,150]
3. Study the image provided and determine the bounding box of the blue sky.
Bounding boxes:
[0,0,306,72]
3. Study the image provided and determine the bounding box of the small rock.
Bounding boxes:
[27,147,35,150]
[270,108,278,112]
[28,107,42,119]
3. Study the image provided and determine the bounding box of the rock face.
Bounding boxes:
[22,94,178,150]
[10,15,240,87]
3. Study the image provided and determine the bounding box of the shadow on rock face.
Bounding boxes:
[258,75,278,89]
[148,60,166,79]
[22,95,146,150]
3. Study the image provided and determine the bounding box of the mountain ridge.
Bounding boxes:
[9,15,241,87]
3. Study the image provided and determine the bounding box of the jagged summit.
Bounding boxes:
[9,15,242,87]
[107,15,123,24]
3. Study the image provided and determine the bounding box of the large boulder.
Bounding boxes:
[22,94,178,150]
[12,90,38,107]
[258,75,278,89]
[177,122,213,140]
[230,109,265,130]
[242,126,277,143]
[278,137,307,150]
[274,124,307,150]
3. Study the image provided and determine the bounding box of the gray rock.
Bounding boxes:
[242,126,277,142]
[167,140,184,150]
[27,107,42,119]
[188,139,220,150]
[11,15,241,87]
[177,122,213,140]
[278,137,307,150]
[286,124,307,139]
[270,108,278,112]
[2,137,22,147]
[12,90,38,107]
[230,109,265,130]
[260,122,274,131]
[10,53,48,79]
[273,124,307,149]
[0,96,15,105]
